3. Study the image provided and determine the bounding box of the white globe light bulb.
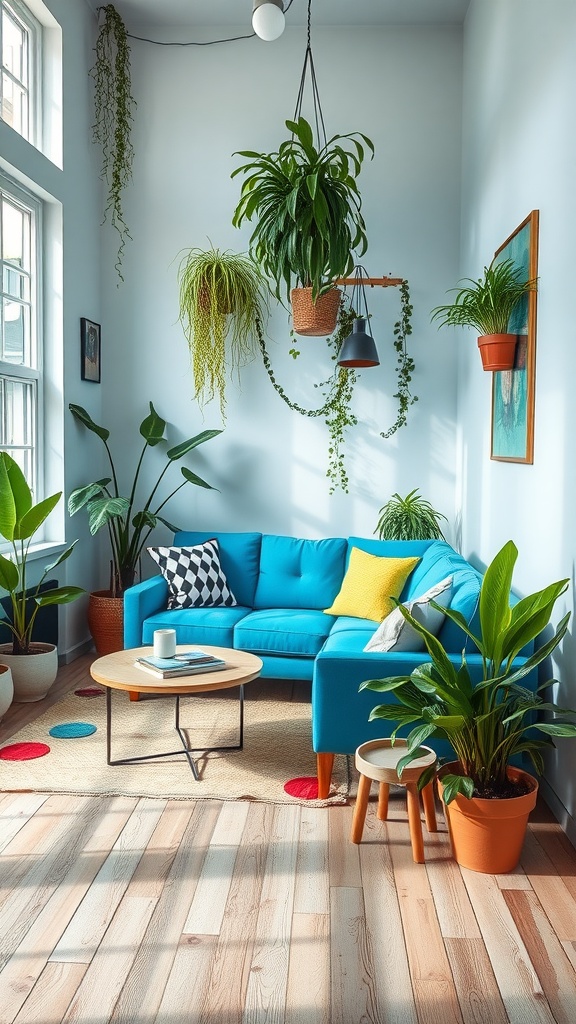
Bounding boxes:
[252,2,285,42]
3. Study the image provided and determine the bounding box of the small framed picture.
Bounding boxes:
[80,318,101,383]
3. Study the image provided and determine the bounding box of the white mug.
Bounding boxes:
[153,629,177,659]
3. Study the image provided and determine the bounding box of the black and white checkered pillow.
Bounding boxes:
[147,539,238,610]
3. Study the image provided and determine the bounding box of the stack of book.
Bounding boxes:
[134,650,227,679]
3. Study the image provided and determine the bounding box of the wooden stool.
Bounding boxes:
[351,738,438,863]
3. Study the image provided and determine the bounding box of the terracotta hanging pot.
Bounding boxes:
[291,287,341,336]
[438,762,538,874]
[477,333,517,371]
[87,590,124,655]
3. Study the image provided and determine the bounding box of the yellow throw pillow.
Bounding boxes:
[324,548,421,622]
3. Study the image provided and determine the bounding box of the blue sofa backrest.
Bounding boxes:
[173,531,262,608]
[405,540,483,650]
[253,535,347,610]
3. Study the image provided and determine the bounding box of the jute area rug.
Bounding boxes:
[0,686,350,806]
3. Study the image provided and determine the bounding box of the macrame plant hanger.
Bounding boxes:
[292,0,326,147]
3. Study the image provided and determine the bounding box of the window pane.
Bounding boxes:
[2,297,28,363]
[3,9,25,80]
[4,377,32,445]
[3,199,27,268]
[3,265,27,299]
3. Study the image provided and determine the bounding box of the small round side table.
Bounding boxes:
[351,738,438,863]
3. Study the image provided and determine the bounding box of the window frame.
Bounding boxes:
[0,168,43,507]
[0,0,41,147]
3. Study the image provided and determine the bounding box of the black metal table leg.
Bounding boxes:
[105,683,245,780]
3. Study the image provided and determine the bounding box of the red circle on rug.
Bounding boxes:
[0,742,51,761]
[284,776,319,800]
[74,687,105,698]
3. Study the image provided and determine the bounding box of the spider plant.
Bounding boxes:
[375,489,447,541]
[431,258,538,335]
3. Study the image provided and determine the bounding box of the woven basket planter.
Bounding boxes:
[291,287,341,336]
[87,590,124,655]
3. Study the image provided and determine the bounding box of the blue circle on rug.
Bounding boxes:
[49,722,97,739]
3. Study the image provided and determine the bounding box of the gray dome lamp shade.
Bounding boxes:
[337,265,380,367]
[337,318,379,367]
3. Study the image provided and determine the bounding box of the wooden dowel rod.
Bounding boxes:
[335,276,404,288]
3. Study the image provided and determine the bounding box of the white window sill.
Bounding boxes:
[0,540,67,563]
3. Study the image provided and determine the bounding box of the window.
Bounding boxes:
[0,0,40,144]
[0,172,41,497]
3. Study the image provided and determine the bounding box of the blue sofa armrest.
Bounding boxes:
[312,649,535,757]
[124,575,168,648]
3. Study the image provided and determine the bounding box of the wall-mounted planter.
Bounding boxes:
[478,333,517,371]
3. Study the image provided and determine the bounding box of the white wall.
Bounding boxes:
[97,23,463,553]
[459,0,576,834]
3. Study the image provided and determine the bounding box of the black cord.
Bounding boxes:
[125,0,295,47]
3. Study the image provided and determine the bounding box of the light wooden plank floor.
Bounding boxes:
[1,656,576,1023]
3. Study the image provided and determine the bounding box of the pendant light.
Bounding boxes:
[337,267,380,368]
[252,0,285,41]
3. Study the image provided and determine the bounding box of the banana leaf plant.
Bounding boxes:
[0,453,83,654]
[361,540,576,802]
[68,403,221,596]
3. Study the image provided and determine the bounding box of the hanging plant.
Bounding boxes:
[380,280,417,438]
[177,246,270,419]
[91,4,136,280]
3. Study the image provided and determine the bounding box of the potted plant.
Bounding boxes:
[68,402,221,655]
[0,453,83,701]
[360,540,576,873]
[375,488,447,541]
[232,116,374,336]
[177,245,270,418]
[431,258,538,371]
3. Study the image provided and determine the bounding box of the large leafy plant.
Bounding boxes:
[431,258,538,336]
[232,116,374,302]
[0,454,83,655]
[361,540,576,802]
[68,403,221,596]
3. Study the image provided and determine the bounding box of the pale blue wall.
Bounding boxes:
[458,0,576,832]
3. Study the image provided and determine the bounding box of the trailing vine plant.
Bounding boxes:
[380,280,417,438]
[256,283,417,491]
[256,302,358,494]
[91,5,136,280]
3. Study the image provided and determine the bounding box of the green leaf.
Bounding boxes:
[479,540,516,659]
[44,541,78,576]
[166,429,222,461]
[535,722,576,737]
[17,493,61,542]
[181,467,215,490]
[140,403,166,446]
[87,496,129,535]
[36,586,84,606]
[68,404,109,442]
[0,453,32,540]
[67,480,111,516]
[440,773,474,804]
[0,553,19,592]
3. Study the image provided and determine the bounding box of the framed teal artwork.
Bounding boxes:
[490,211,539,463]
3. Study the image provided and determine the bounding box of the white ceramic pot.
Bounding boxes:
[0,642,58,703]
[0,664,14,720]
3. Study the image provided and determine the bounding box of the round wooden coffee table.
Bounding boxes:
[90,645,263,781]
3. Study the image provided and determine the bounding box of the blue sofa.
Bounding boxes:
[124,531,535,798]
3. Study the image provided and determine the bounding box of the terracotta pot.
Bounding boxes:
[0,663,14,720]
[291,287,341,336]
[0,642,58,703]
[438,762,538,873]
[477,333,517,371]
[87,590,124,656]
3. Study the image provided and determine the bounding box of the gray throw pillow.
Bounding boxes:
[363,575,453,653]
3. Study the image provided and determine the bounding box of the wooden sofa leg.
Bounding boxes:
[129,691,140,702]
[317,753,335,800]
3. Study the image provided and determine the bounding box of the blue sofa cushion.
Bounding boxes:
[141,606,251,649]
[405,541,482,651]
[253,535,347,610]
[235,608,335,658]
[173,531,262,609]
